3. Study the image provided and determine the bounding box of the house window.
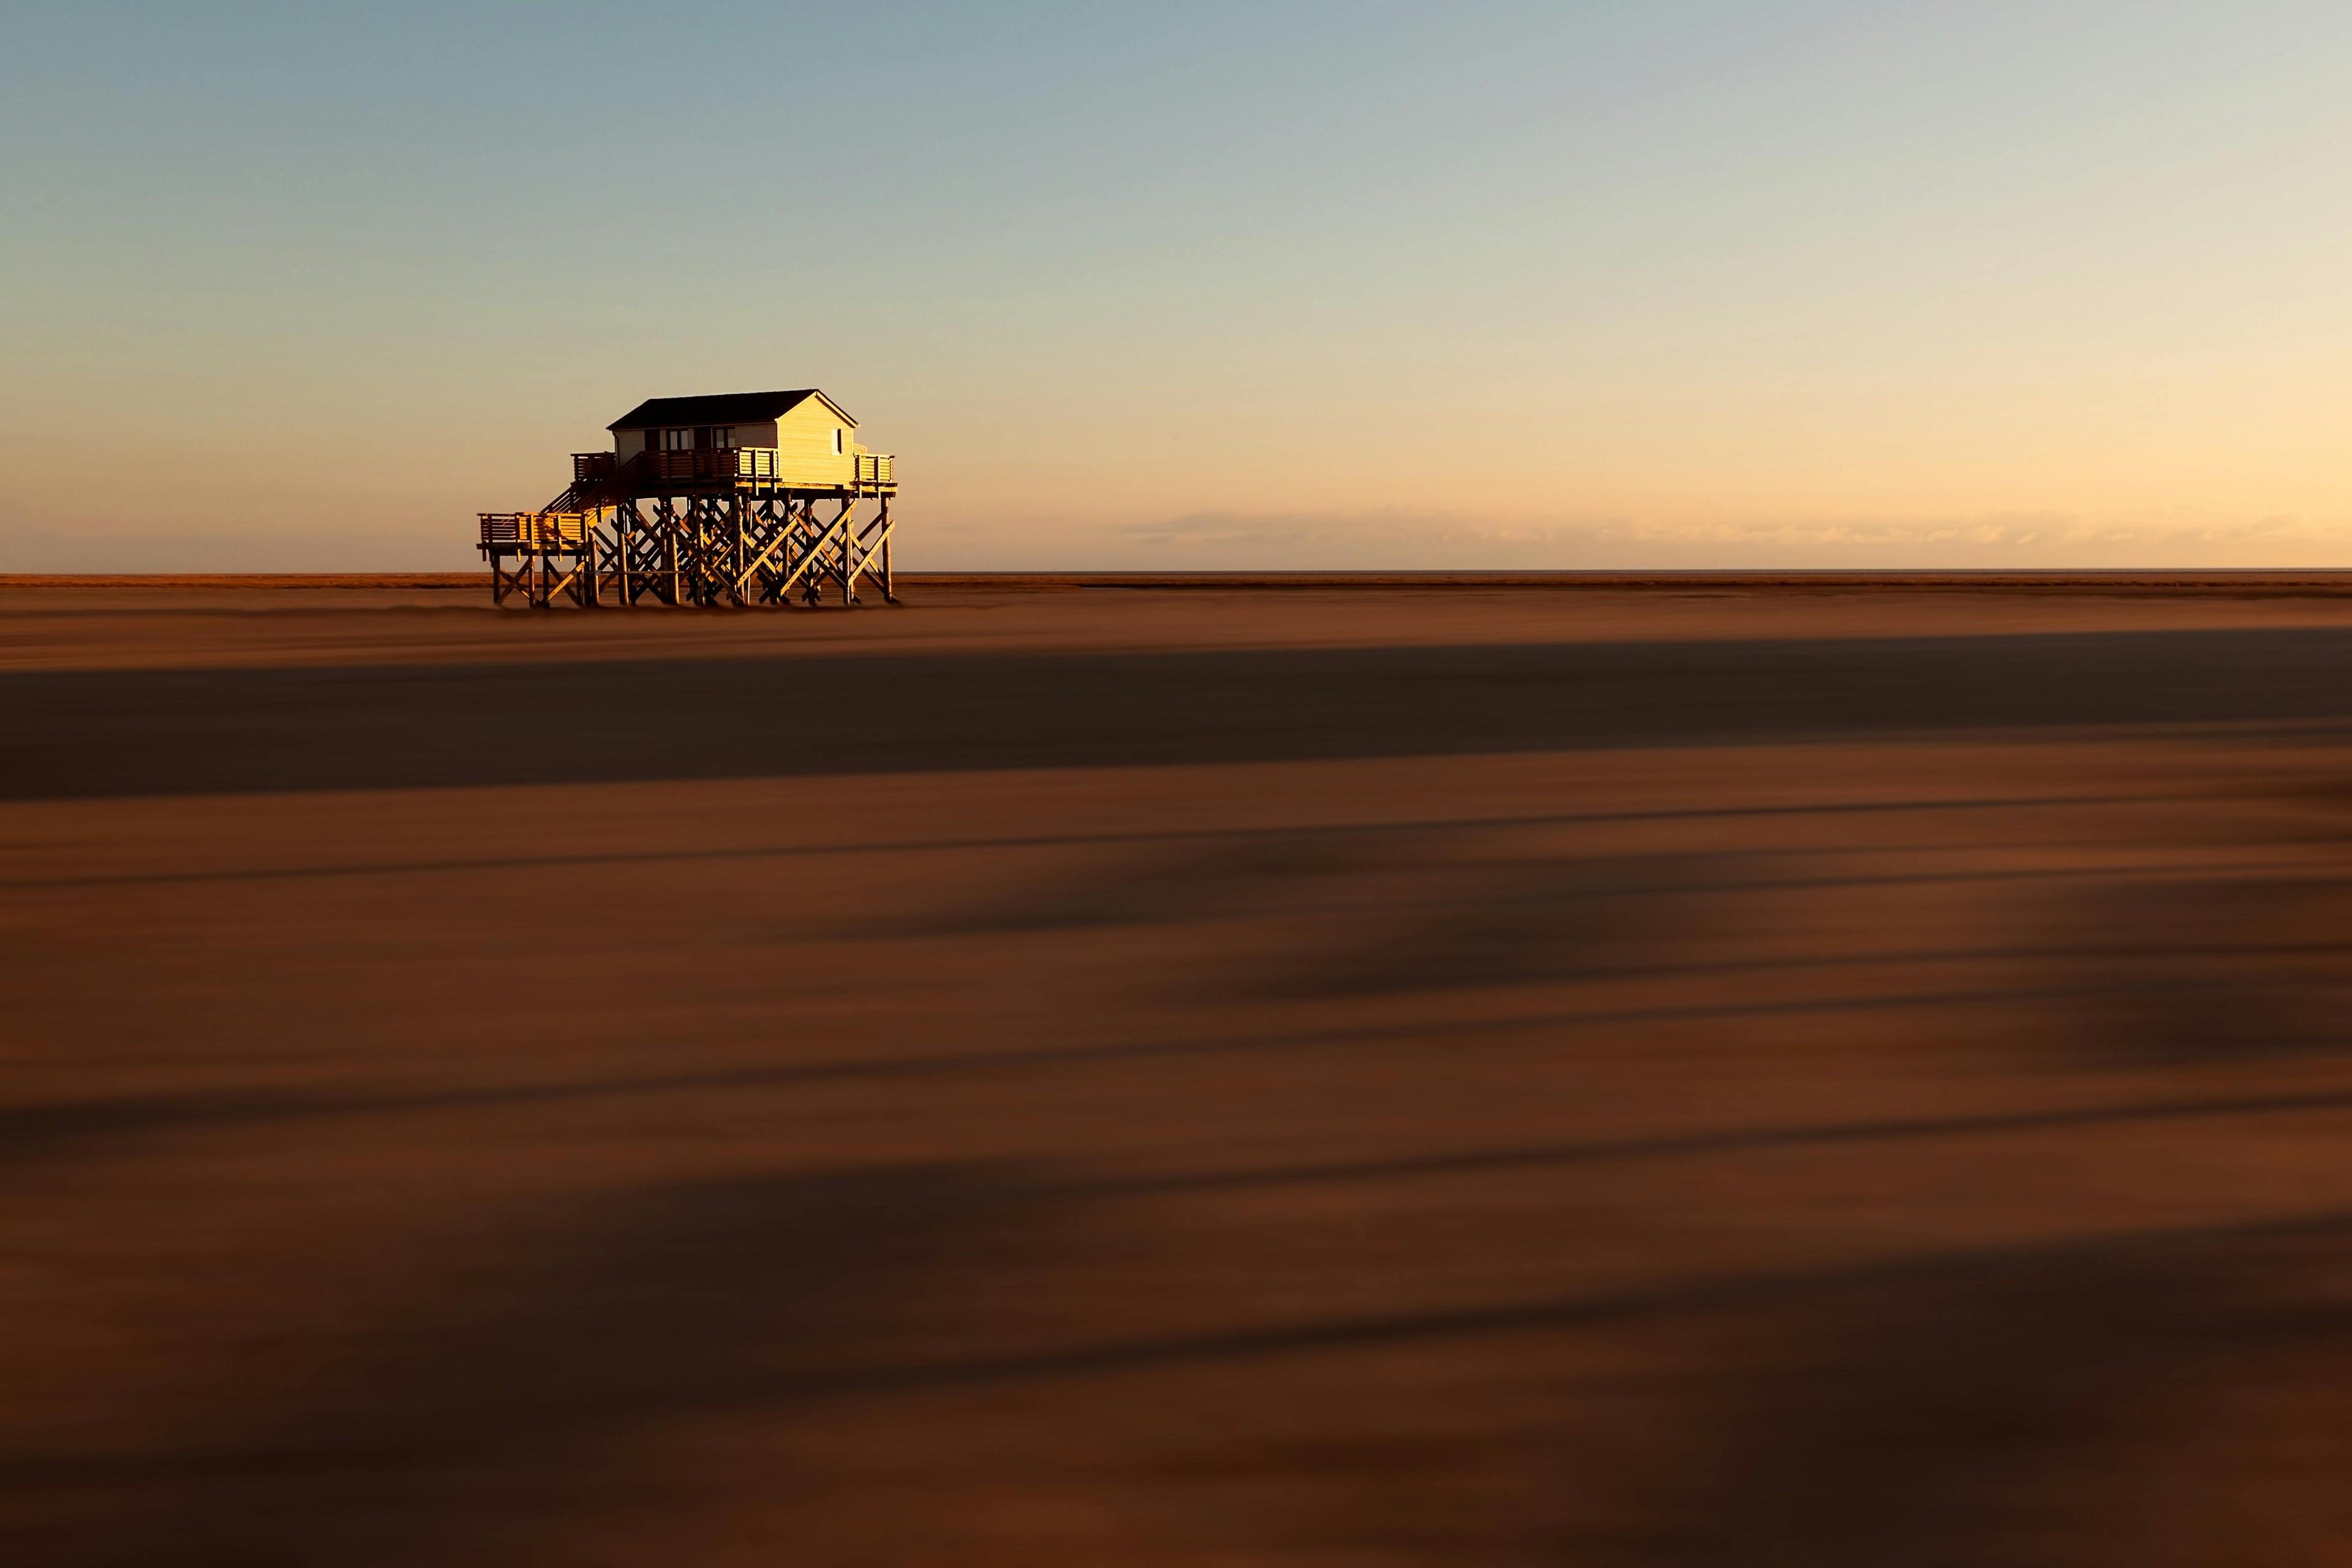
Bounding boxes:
[662,428,692,452]
[713,427,736,449]
[832,428,844,455]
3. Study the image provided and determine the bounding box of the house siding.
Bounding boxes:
[614,419,780,461]
[772,399,857,485]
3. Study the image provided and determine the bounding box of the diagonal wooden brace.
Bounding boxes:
[848,511,897,598]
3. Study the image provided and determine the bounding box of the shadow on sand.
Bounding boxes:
[13,625,2352,799]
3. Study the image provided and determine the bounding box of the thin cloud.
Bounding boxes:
[1085,507,2345,571]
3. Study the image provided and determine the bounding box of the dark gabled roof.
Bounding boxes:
[606,388,856,431]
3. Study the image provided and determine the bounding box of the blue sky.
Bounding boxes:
[6,2,2350,568]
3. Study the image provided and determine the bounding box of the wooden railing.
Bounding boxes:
[533,447,899,504]
[619,448,757,486]
[480,512,595,549]
[628,447,894,486]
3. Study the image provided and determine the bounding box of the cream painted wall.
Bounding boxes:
[773,398,858,484]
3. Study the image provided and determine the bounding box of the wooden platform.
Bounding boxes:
[477,446,899,609]
[554,448,894,510]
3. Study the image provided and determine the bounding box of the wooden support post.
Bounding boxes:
[836,498,858,607]
[635,511,648,603]
[633,500,648,605]
[657,497,680,606]
[704,496,723,607]
[617,505,630,605]
[695,496,715,608]
[728,496,743,606]
[797,498,825,606]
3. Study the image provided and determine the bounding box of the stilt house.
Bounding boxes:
[476,388,897,609]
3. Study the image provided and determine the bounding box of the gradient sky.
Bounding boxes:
[6,1,2350,570]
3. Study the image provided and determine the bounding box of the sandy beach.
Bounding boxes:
[10,573,2352,1564]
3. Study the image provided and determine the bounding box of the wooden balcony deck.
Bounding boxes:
[560,447,895,503]
[478,511,595,550]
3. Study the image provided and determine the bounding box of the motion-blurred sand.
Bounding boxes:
[10,575,2352,1564]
